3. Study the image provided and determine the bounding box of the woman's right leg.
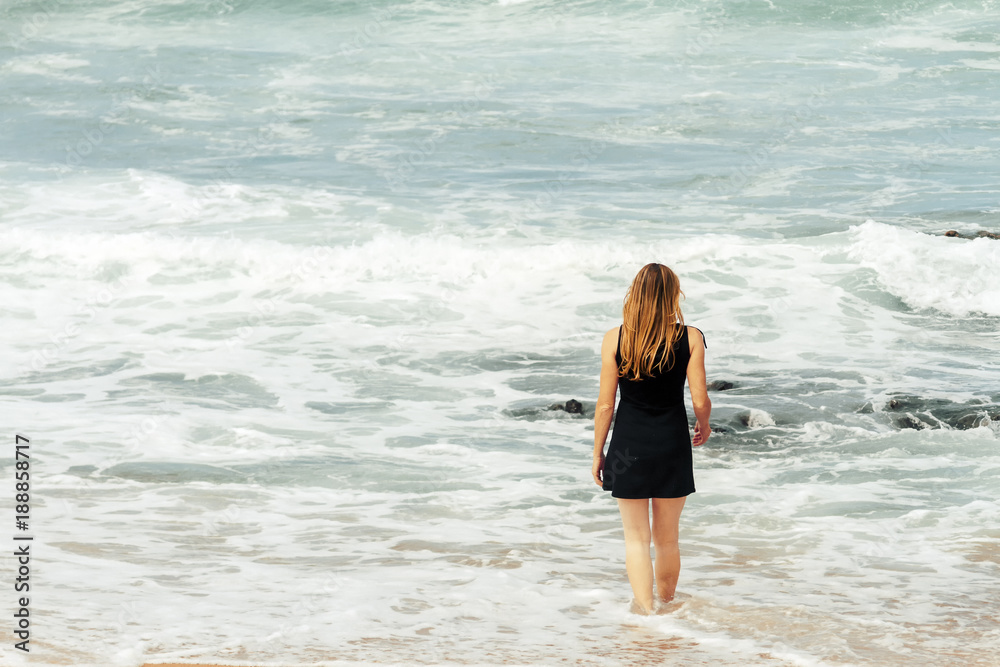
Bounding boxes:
[651,496,686,602]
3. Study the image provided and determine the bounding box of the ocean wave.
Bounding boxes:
[848,219,1000,317]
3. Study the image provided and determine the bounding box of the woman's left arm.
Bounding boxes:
[592,328,620,487]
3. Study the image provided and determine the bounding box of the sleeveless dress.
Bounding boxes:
[602,324,707,499]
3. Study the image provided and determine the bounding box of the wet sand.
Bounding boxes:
[142,664,262,667]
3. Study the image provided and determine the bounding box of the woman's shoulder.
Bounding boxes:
[685,325,707,349]
[601,326,621,355]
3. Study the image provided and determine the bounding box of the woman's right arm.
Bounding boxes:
[687,327,711,446]
[592,327,620,486]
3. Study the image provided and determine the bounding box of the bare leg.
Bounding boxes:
[616,497,654,614]
[651,496,686,603]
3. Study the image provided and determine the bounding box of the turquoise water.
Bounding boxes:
[1,1,999,665]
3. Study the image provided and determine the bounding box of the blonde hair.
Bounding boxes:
[619,263,685,380]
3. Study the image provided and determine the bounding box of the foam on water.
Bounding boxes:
[3,213,998,666]
[2,0,1000,665]
[849,219,1000,317]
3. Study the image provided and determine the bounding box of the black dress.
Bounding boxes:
[602,324,706,499]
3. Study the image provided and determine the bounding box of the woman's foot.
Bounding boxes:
[654,592,686,614]
[628,597,654,615]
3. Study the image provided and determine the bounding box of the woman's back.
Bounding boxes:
[615,324,691,413]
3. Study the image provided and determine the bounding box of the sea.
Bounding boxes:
[1,0,999,665]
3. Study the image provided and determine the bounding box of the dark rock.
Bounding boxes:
[509,406,548,420]
[710,426,729,434]
[546,399,584,414]
[881,393,1000,430]
[955,413,988,430]
[885,394,950,414]
[944,229,999,240]
[893,415,928,430]
[954,412,1000,430]
[707,380,735,391]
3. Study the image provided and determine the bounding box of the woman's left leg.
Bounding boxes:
[616,497,654,613]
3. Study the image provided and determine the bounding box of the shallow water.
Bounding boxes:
[1,0,999,665]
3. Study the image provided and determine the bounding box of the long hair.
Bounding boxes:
[619,263,685,380]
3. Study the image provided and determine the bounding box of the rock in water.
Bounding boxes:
[944,229,999,240]
[546,399,583,414]
[707,380,735,391]
[883,393,1000,430]
[894,415,929,430]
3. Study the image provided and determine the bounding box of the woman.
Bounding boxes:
[591,262,711,615]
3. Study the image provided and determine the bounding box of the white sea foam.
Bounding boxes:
[0,54,99,83]
[957,57,1000,70]
[878,34,1000,53]
[0,168,351,232]
[744,408,776,428]
[2,1,1000,665]
[848,219,1000,317]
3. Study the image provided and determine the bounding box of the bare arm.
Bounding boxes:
[686,326,711,446]
[591,327,619,486]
